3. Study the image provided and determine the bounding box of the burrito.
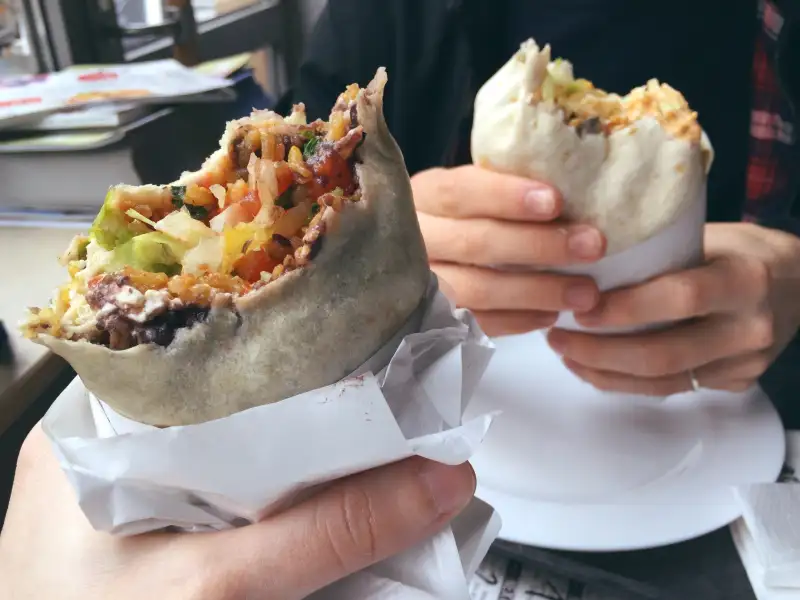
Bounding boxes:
[471,39,715,255]
[22,69,429,426]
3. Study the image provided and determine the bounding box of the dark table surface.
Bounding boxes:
[492,528,757,600]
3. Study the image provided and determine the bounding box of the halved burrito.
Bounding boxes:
[22,69,429,426]
[471,39,714,255]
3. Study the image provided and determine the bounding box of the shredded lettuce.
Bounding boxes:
[155,209,215,247]
[182,236,224,275]
[126,209,157,229]
[89,190,136,250]
[110,232,188,275]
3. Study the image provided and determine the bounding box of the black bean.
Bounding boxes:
[94,305,210,350]
[576,117,603,137]
[309,236,323,260]
[272,234,292,247]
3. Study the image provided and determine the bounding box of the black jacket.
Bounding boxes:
[278,0,800,419]
[279,0,800,226]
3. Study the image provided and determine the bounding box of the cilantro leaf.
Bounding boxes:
[302,135,320,160]
[170,185,207,220]
[185,204,209,220]
[170,185,186,208]
[275,187,294,209]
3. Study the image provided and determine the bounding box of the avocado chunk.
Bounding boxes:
[89,189,136,250]
[110,232,188,275]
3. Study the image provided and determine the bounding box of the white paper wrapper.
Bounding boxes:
[731,518,800,600]
[735,484,800,590]
[552,184,707,334]
[732,432,800,594]
[41,278,500,599]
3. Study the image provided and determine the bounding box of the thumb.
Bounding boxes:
[213,457,476,600]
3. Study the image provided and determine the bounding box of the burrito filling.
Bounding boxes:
[529,50,701,143]
[23,84,366,350]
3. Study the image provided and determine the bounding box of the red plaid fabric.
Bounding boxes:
[745,0,797,225]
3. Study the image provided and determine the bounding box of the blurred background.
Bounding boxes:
[0,0,325,88]
[0,0,327,532]
[0,0,327,217]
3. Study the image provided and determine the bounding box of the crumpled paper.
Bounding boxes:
[42,277,500,599]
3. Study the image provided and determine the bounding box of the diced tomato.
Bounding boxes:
[233,249,280,282]
[307,149,355,198]
[275,162,295,196]
[227,179,249,204]
[238,191,262,220]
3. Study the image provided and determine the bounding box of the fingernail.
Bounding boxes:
[419,461,475,517]
[565,284,598,311]
[567,226,603,260]
[524,189,556,218]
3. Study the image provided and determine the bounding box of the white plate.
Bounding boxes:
[465,331,786,552]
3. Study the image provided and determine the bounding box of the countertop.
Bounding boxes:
[0,226,82,434]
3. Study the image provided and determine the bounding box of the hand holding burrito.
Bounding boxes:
[16,69,499,598]
[0,426,476,600]
[550,222,800,395]
[412,165,605,337]
[465,38,800,395]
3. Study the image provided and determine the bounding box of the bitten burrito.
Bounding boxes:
[22,69,429,427]
[471,39,715,255]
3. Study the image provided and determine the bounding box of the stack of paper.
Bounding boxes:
[0,58,236,131]
[732,432,800,600]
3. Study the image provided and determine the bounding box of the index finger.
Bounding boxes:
[218,458,474,599]
[411,165,562,222]
[576,256,763,328]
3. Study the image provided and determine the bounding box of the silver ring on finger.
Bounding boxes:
[687,369,701,392]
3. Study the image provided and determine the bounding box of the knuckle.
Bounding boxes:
[725,381,753,393]
[450,228,475,262]
[427,168,460,216]
[527,229,564,265]
[672,278,704,318]
[321,485,379,572]
[591,376,617,392]
[748,352,772,377]
[748,313,775,350]
[640,349,681,377]
[457,273,494,310]
[462,221,493,263]
[744,257,771,302]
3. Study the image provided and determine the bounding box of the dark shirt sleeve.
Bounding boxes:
[779,14,800,231]
[274,1,398,122]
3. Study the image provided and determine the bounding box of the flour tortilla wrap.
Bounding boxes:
[471,39,714,256]
[29,69,430,426]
